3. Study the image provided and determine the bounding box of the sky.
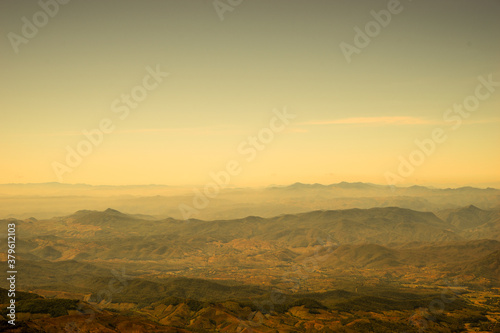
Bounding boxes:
[1,0,499,188]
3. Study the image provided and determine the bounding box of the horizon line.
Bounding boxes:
[0,181,498,191]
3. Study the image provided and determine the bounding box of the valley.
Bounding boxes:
[1,186,499,332]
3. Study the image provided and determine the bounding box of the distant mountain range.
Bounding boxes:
[4,205,499,264]
[268,181,499,193]
[1,182,499,220]
[1,181,497,191]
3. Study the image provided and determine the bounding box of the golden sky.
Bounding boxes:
[1,0,499,187]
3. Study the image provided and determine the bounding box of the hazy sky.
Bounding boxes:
[1,0,499,187]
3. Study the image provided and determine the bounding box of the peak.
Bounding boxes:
[453,205,484,215]
[465,204,481,211]
[104,208,123,214]
[72,208,125,217]
[408,185,428,189]
[332,181,375,189]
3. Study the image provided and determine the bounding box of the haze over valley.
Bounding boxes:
[1,182,500,332]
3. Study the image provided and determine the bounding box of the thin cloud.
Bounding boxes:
[302,116,433,126]
[462,117,500,125]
